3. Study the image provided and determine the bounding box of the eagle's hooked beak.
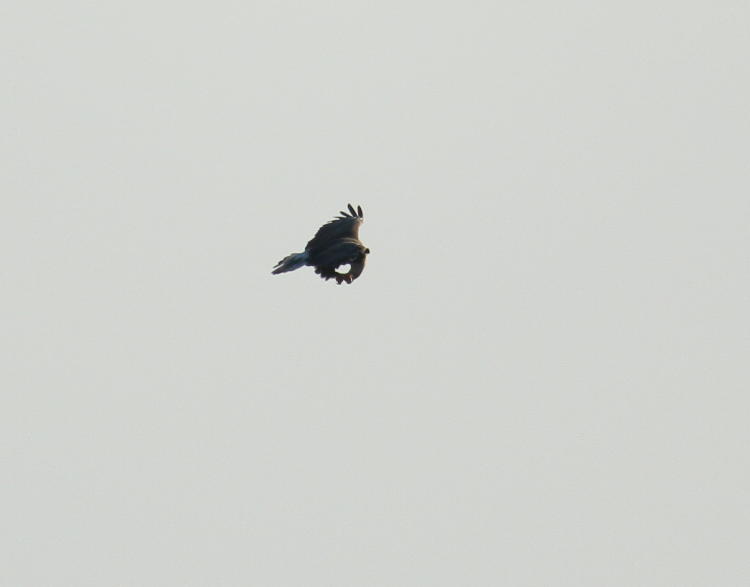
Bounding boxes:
[364,248,370,254]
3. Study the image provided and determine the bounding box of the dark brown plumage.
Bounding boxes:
[272,204,370,285]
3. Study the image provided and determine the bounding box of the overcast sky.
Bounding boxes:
[3,1,749,585]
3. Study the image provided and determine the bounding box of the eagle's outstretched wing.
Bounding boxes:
[305,204,364,254]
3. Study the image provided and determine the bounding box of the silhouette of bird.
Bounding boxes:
[272,204,370,285]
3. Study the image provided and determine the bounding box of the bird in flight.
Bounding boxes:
[272,204,370,285]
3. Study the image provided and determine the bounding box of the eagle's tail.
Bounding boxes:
[272,251,309,275]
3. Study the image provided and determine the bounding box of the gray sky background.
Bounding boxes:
[3,1,749,585]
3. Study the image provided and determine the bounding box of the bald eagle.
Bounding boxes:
[272,204,370,285]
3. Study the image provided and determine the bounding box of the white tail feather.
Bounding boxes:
[272,251,308,274]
